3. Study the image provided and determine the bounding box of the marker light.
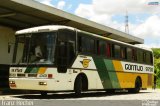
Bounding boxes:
[9,81,16,87]
[48,74,53,78]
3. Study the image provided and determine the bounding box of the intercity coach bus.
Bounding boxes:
[9,25,154,96]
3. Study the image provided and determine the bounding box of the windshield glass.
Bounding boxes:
[13,32,57,65]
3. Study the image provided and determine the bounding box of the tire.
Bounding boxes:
[128,78,141,93]
[74,76,82,97]
[40,91,47,96]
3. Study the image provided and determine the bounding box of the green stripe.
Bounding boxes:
[93,57,120,89]
[24,67,33,73]
[104,59,120,88]
[30,67,39,73]
[24,67,39,73]
[93,57,112,89]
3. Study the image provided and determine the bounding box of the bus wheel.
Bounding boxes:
[128,77,141,93]
[40,91,47,96]
[74,75,82,97]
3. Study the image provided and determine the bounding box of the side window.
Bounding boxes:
[127,48,132,61]
[150,53,153,65]
[113,45,121,59]
[99,40,106,55]
[143,51,146,63]
[137,50,143,63]
[146,52,151,64]
[121,47,127,59]
[78,33,95,54]
[111,44,115,58]
[132,49,137,61]
[89,38,95,54]
[78,36,82,52]
[106,43,111,57]
[146,52,153,65]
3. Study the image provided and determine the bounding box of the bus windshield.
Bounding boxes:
[13,32,57,65]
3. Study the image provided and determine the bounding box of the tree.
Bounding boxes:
[152,48,160,88]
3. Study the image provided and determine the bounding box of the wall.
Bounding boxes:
[0,26,15,64]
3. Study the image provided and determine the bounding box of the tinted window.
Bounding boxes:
[132,49,137,61]
[121,47,127,59]
[137,50,143,63]
[127,48,132,60]
[106,43,111,57]
[143,52,146,62]
[78,32,95,54]
[114,45,120,58]
[99,40,106,55]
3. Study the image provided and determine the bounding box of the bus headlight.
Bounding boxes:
[39,82,47,85]
[9,81,15,84]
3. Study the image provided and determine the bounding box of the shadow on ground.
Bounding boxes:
[10,91,152,100]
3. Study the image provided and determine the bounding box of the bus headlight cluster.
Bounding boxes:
[39,82,47,85]
[9,73,16,77]
[9,81,15,84]
[39,74,47,78]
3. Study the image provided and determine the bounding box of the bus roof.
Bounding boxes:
[15,25,152,52]
[15,25,75,34]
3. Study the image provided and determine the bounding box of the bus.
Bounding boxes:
[9,25,154,96]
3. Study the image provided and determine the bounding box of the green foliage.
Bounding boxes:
[152,48,160,88]
[157,79,160,88]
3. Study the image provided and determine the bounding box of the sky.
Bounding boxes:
[35,0,160,48]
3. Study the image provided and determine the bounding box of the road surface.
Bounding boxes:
[0,89,160,106]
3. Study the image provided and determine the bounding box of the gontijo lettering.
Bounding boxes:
[125,64,143,71]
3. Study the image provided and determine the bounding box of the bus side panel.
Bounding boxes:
[93,57,121,89]
[93,58,153,90]
[147,74,154,88]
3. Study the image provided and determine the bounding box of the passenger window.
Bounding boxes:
[146,52,151,64]
[137,50,143,63]
[143,52,146,62]
[78,34,95,54]
[132,49,137,61]
[114,45,120,58]
[150,53,153,65]
[106,43,111,57]
[99,40,106,55]
[121,47,127,59]
[127,48,132,61]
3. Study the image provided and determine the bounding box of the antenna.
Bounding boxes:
[125,10,129,34]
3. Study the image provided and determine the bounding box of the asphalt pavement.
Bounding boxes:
[0,89,160,106]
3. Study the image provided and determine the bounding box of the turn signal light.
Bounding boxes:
[48,74,53,78]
